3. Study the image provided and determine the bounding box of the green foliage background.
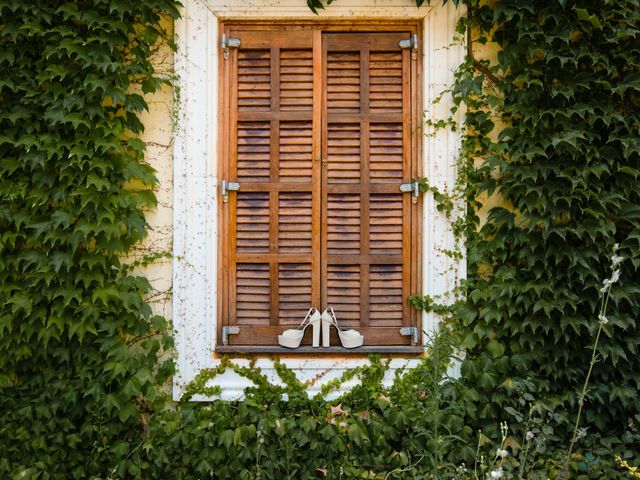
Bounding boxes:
[0,0,639,478]
[0,1,178,476]
[455,0,640,456]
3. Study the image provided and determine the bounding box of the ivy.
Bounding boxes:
[453,0,640,464]
[2,0,639,478]
[0,1,178,477]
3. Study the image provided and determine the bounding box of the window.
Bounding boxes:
[172,0,465,399]
[216,24,422,352]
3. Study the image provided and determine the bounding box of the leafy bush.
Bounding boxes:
[143,334,475,479]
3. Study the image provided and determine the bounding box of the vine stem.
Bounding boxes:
[384,455,424,480]
[518,406,534,479]
[465,0,501,85]
[473,429,482,479]
[562,287,611,477]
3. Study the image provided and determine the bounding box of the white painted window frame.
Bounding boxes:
[173,0,466,401]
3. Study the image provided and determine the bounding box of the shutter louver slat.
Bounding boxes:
[369,194,403,255]
[327,52,360,113]
[280,50,313,111]
[238,50,271,111]
[369,123,403,183]
[279,121,313,181]
[237,192,270,253]
[237,263,271,324]
[327,124,361,183]
[279,192,312,253]
[369,52,402,113]
[327,194,361,256]
[327,265,361,323]
[369,265,403,324]
[237,122,271,182]
[278,263,312,323]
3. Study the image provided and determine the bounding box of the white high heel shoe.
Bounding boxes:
[278,308,321,348]
[321,308,364,349]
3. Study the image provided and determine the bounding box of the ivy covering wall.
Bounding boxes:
[457,0,640,445]
[0,0,639,479]
[0,1,178,476]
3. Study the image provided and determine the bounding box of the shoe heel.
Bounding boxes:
[312,319,320,347]
[322,318,331,347]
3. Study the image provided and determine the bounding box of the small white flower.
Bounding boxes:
[490,469,504,479]
[600,278,613,293]
[613,243,620,252]
[598,314,608,325]
[497,449,508,458]
[610,269,620,284]
[526,431,535,441]
[611,255,624,267]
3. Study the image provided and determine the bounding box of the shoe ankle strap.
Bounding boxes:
[302,307,314,324]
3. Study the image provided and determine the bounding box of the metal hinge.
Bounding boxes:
[222,326,240,345]
[399,34,419,60]
[221,180,240,203]
[221,34,241,60]
[399,326,419,345]
[400,181,420,204]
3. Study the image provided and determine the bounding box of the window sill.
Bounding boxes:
[214,345,425,355]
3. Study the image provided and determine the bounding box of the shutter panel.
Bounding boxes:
[221,27,418,350]
[321,33,414,346]
[223,29,321,346]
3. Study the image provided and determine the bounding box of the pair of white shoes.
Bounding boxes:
[278,308,364,349]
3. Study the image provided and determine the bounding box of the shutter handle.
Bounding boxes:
[314,155,328,166]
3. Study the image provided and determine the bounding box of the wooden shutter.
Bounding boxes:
[221,29,321,345]
[220,26,419,349]
[321,33,414,346]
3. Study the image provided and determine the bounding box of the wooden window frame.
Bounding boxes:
[216,22,424,354]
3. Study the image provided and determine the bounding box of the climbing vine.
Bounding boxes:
[0,1,179,476]
[1,0,639,478]
[451,0,640,469]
